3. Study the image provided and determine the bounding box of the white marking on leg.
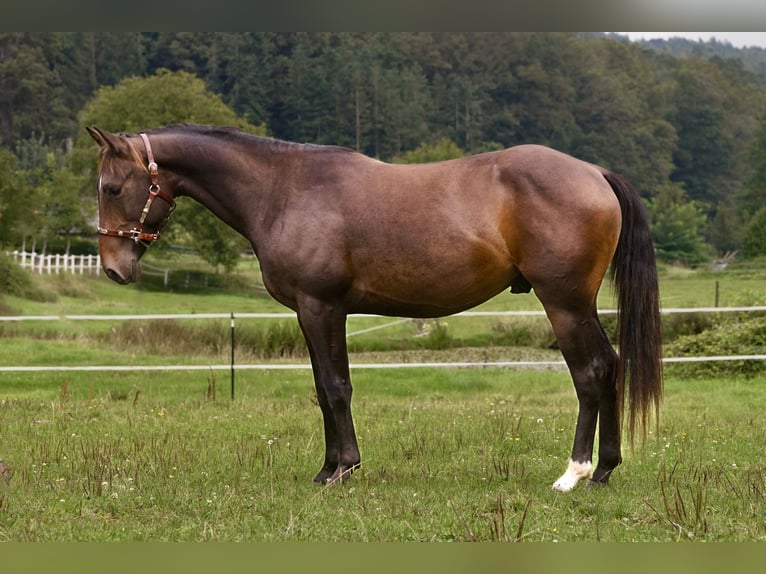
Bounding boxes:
[552,459,593,492]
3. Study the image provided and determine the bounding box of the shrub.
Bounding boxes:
[0,252,56,303]
[664,314,766,377]
[422,321,453,350]
[491,318,555,348]
[661,312,715,343]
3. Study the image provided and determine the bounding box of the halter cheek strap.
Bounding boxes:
[98,133,176,245]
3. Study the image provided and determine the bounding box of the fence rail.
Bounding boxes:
[2,306,766,322]
[1,307,765,373]
[1,355,765,373]
[5,250,101,275]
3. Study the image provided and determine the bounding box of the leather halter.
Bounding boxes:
[97,133,176,245]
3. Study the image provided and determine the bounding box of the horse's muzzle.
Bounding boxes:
[103,259,139,285]
[104,267,131,284]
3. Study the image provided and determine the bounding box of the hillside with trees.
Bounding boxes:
[2,32,766,266]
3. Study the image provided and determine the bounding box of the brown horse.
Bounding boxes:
[87,124,662,491]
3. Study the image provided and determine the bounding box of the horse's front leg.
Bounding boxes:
[297,297,360,484]
[304,344,341,483]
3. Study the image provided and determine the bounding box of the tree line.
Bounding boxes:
[2,32,766,267]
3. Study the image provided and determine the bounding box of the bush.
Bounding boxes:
[0,252,56,303]
[491,318,555,348]
[661,312,715,343]
[422,321,453,350]
[664,314,766,377]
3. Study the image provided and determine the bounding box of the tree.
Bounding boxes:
[208,33,272,127]
[648,183,711,264]
[742,113,766,215]
[486,35,581,151]
[74,69,268,272]
[668,58,745,211]
[6,32,766,266]
[37,157,92,253]
[569,38,678,196]
[76,68,261,135]
[742,207,766,258]
[391,137,464,164]
[0,149,46,250]
[0,33,71,151]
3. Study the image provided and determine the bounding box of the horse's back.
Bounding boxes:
[260,142,622,317]
[335,145,620,315]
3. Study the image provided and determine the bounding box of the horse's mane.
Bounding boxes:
[144,123,356,155]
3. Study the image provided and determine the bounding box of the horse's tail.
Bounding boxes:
[602,171,663,443]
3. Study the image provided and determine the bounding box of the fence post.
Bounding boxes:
[230,312,236,401]
[715,281,720,308]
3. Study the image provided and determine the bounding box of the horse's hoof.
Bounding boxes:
[312,464,357,485]
[312,469,334,485]
[589,466,615,486]
[552,459,593,491]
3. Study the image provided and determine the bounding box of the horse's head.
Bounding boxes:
[86,126,175,284]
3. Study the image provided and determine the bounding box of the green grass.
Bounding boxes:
[2,368,766,541]
[2,257,766,541]
[3,259,765,368]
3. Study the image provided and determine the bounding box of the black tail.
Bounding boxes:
[603,171,663,443]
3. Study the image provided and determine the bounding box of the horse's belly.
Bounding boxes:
[350,258,516,318]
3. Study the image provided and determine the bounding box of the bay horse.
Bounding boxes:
[87,124,662,491]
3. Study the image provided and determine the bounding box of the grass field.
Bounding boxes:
[2,367,766,541]
[1,256,766,541]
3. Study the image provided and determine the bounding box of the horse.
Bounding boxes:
[87,123,662,492]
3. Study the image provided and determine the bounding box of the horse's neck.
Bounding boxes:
[160,133,282,243]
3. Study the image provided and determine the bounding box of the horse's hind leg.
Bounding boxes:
[543,303,620,491]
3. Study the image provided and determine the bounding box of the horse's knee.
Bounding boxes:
[324,376,353,410]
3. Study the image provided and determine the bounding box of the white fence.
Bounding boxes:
[1,308,765,373]
[5,250,101,275]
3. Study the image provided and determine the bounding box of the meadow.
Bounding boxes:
[1,255,766,541]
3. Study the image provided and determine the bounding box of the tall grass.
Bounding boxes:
[2,256,766,541]
[2,369,766,541]
[102,319,308,360]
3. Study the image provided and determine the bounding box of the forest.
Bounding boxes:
[2,31,766,267]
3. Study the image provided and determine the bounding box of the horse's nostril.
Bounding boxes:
[104,267,129,285]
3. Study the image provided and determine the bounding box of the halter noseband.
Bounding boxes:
[97,132,176,246]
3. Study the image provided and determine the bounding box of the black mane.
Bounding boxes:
[144,123,356,155]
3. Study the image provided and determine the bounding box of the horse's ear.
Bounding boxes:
[86,126,131,156]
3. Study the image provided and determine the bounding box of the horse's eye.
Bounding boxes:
[103,186,122,198]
